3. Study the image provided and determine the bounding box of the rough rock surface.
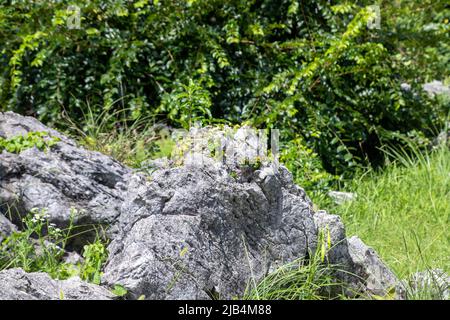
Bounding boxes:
[0,268,114,300]
[102,165,318,299]
[1,112,404,299]
[0,213,17,242]
[345,236,399,297]
[313,211,399,297]
[0,112,132,246]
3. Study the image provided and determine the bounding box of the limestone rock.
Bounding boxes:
[313,212,400,298]
[102,164,317,299]
[1,112,404,300]
[0,112,132,248]
[0,268,114,300]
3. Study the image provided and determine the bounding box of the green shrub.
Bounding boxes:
[1,0,448,179]
[280,136,340,197]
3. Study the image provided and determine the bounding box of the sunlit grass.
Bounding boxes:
[323,145,449,278]
[62,101,161,168]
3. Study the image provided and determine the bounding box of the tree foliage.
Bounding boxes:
[0,0,448,184]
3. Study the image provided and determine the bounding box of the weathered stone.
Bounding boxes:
[313,211,400,298]
[327,191,357,205]
[62,251,85,265]
[0,268,114,300]
[102,163,317,299]
[400,83,412,92]
[0,111,133,248]
[423,80,450,97]
[0,213,17,243]
[345,236,399,297]
[1,112,404,300]
[313,210,348,265]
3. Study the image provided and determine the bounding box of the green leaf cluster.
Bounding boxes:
[0,131,60,153]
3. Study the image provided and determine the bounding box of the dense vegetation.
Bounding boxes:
[0,0,449,299]
[1,0,449,192]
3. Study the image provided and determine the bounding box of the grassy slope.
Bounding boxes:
[321,146,449,278]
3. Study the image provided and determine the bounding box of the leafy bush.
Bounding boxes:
[280,136,340,197]
[0,0,448,182]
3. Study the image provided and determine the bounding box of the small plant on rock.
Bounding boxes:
[0,208,108,283]
[0,208,70,278]
[79,240,108,285]
[0,131,60,154]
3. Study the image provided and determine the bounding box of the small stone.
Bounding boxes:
[328,191,357,205]
[0,268,114,300]
[423,80,450,97]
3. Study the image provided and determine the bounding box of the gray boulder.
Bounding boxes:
[423,80,450,97]
[313,211,400,298]
[1,112,402,300]
[0,268,114,300]
[102,164,318,299]
[327,191,357,205]
[0,112,133,248]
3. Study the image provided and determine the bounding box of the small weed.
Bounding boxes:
[0,208,108,283]
[79,241,108,284]
[0,208,71,278]
[111,284,128,297]
[240,156,262,171]
[229,171,238,179]
[0,131,60,154]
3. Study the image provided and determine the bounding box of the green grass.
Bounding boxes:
[62,102,161,169]
[0,208,108,283]
[320,145,449,279]
[243,231,349,300]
